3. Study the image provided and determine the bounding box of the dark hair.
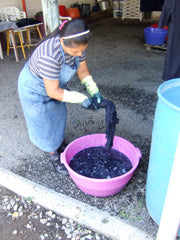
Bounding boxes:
[37,18,91,47]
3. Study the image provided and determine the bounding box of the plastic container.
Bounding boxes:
[144,27,168,45]
[149,23,168,41]
[66,8,81,18]
[99,1,110,11]
[146,78,180,236]
[113,10,121,18]
[112,0,120,18]
[113,0,120,10]
[59,5,67,17]
[61,134,141,197]
[92,5,100,12]
[112,0,123,18]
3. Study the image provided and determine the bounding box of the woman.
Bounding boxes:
[18,18,102,175]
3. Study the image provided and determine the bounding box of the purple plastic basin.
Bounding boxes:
[61,134,142,197]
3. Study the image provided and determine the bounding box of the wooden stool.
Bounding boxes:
[0,27,19,62]
[25,23,43,48]
[7,28,24,60]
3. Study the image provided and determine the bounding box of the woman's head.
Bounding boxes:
[37,18,91,56]
[59,18,91,48]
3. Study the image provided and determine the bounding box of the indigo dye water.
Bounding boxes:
[69,146,132,179]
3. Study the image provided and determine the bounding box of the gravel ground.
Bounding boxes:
[0,186,110,240]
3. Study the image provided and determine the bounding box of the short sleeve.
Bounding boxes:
[79,50,86,62]
[28,36,63,80]
[38,56,63,80]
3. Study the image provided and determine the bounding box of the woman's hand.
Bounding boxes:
[77,61,103,103]
[62,89,88,103]
[81,75,99,96]
[81,75,104,103]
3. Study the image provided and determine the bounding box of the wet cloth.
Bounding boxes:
[18,46,79,152]
[158,0,180,81]
[99,99,119,149]
[88,98,119,149]
[140,0,164,12]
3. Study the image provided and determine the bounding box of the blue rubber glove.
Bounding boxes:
[93,92,104,104]
[82,98,99,111]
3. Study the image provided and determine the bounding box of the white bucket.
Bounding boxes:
[112,0,123,18]
[112,0,120,10]
[99,0,109,11]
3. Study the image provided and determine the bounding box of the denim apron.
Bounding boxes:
[18,46,79,152]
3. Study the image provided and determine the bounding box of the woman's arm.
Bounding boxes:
[43,78,64,101]
[77,60,91,81]
[77,60,101,100]
[43,60,90,100]
[43,78,88,103]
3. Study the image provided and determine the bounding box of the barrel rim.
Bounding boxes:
[158,78,180,112]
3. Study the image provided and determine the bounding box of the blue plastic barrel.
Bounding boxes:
[146,78,180,237]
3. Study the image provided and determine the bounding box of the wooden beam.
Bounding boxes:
[41,0,60,35]
[156,134,180,240]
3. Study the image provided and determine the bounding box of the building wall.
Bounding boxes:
[0,0,95,18]
[0,0,22,10]
[0,0,160,19]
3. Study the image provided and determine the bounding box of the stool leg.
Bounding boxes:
[17,31,26,59]
[0,41,3,59]
[10,30,19,62]
[28,29,32,45]
[26,28,30,49]
[7,30,10,56]
[36,25,42,39]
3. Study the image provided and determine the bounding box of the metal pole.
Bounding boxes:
[156,134,180,240]
[22,0,27,17]
[41,0,60,35]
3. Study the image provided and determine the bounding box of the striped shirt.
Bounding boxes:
[28,35,86,80]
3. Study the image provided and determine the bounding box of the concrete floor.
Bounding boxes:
[0,18,175,239]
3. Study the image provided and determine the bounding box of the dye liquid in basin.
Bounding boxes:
[69,146,132,179]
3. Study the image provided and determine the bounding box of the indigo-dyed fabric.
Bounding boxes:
[18,46,79,152]
[158,0,180,81]
[89,98,119,149]
[140,0,164,12]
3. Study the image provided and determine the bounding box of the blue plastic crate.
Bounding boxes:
[144,27,168,46]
